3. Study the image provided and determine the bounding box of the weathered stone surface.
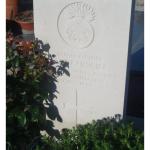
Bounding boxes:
[34,0,133,129]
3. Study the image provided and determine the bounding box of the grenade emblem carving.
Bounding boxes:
[57,2,96,49]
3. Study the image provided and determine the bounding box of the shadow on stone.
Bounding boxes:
[34,39,70,138]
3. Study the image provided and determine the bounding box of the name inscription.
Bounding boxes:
[56,52,117,88]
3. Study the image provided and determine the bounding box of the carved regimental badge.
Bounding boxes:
[57,2,96,49]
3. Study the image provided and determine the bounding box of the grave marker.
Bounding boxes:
[34,0,133,129]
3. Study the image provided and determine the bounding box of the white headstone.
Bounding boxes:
[34,0,133,129]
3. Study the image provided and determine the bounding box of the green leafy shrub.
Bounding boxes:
[6,33,69,150]
[6,33,144,150]
[37,115,144,150]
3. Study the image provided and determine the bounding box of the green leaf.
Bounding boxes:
[16,112,26,127]
[30,106,40,122]
[35,145,40,150]
[15,57,20,67]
